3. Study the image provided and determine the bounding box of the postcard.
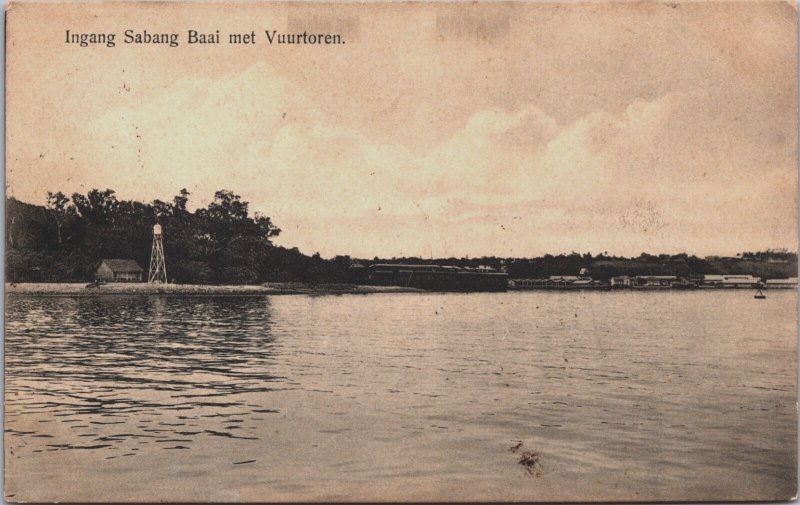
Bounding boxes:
[4,1,797,502]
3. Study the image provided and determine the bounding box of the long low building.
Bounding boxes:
[509,276,605,289]
[702,274,761,288]
[359,264,508,292]
[765,277,798,289]
[634,275,677,288]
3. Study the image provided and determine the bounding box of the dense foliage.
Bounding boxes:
[6,190,797,283]
[7,190,349,284]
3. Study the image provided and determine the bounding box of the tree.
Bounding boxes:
[71,189,118,224]
[206,190,249,222]
[46,191,73,246]
[254,212,281,241]
[173,188,190,214]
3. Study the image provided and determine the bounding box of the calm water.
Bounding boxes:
[4,291,797,502]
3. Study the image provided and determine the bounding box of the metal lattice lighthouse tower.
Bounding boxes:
[148,224,168,284]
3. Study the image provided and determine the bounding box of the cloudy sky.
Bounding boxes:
[6,1,797,258]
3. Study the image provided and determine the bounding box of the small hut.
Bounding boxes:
[96,259,144,282]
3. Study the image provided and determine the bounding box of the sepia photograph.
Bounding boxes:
[3,1,798,502]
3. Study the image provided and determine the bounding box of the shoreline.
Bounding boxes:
[4,282,425,297]
[5,282,794,297]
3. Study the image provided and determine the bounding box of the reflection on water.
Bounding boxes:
[6,297,282,456]
[4,291,797,502]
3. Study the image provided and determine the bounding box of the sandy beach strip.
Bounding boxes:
[5,282,423,296]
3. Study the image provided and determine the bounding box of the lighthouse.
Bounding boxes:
[148,223,168,284]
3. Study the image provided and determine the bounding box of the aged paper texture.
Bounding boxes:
[4,1,798,502]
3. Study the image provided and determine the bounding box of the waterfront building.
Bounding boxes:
[509,278,552,288]
[700,274,725,287]
[719,275,761,288]
[701,274,761,288]
[95,259,144,282]
[365,263,507,291]
[549,275,580,287]
[765,277,798,289]
[610,276,633,287]
[634,275,677,288]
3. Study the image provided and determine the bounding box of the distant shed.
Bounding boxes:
[96,259,144,282]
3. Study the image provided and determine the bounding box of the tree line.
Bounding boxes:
[7,189,349,284]
[6,189,797,283]
[360,251,797,280]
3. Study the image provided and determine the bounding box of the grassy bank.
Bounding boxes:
[5,282,423,296]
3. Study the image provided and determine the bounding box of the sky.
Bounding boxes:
[5,1,798,259]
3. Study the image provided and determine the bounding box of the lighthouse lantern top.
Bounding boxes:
[153,224,162,235]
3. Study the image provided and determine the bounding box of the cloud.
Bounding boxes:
[225,83,793,258]
[86,62,291,201]
[8,36,795,259]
